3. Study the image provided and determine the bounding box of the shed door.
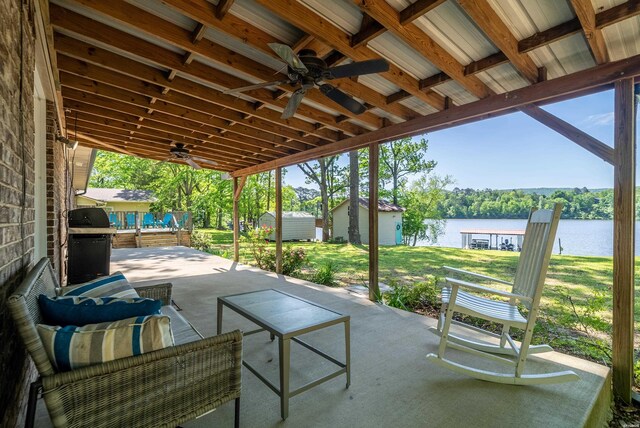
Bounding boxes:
[395,221,402,245]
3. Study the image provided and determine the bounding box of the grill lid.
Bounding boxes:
[68,208,110,228]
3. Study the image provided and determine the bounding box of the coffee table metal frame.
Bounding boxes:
[217,289,350,420]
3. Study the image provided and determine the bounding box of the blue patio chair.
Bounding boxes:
[126,213,136,229]
[178,212,189,229]
[161,213,175,228]
[142,212,157,228]
[108,212,121,228]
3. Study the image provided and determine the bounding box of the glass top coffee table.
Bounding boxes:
[217,289,350,420]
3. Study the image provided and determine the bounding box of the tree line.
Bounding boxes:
[437,187,620,220]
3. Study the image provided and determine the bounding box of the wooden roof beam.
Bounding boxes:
[216,0,234,20]
[570,0,609,64]
[386,90,411,104]
[67,109,281,162]
[230,52,640,176]
[70,0,382,129]
[419,72,451,90]
[62,95,298,157]
[519,104,613,164]
[161,0,417,121]
[59,74,310,155]
[399,0,447,25]
[357,0,491,98]
[254,0,445,110]
[458,0,539,84]
[53,3,371,135]
[49,16,352,140]
[291,34,315,53]
[351,14,385,48]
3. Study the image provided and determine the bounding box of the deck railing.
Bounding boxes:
[106,210,192,232]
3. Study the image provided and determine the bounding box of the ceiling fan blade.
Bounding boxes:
[268,43,308,73]
[185,157,202,169]
[191,156,218,166]
[281,89,306,119]
[326,59,389,79]
[319,84,366,115]
[223,80,288,94]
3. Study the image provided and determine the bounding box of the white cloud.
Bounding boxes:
[583,112,614,127]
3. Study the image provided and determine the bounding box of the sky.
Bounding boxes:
[283,89,639,191]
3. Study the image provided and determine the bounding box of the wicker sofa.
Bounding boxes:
[8,257,242,428]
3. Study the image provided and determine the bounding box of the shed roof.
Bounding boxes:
[333,198,404,212]
[47,0,640,175]
[83,188,157,203]
[261,211,316,219]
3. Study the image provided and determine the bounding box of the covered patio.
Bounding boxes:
[2,0,639,425]
[28,247,608,427]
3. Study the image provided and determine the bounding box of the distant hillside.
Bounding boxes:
[497,187,610,196]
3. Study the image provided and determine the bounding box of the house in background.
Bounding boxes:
[332,198,404,246]
[258,211,316,241]
[76,188,156,212]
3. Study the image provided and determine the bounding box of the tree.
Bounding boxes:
[401,174,452,246]
[348,149,361,244]
[298,156,345,241]
[360,137,436,205]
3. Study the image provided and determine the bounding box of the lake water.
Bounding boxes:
[416,219,638,257]
[317,219,637,256]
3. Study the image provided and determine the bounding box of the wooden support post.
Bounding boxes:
[613,78,636,403]
[232,176,246,262]
[275,167,283,275]
[368,143,380,301]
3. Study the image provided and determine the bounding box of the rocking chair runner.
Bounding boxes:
[427,203,579,385]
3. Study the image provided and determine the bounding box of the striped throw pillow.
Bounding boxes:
[37,315,174,372]
[60,272,139,298]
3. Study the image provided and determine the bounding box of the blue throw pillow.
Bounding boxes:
[38,295,162,327]
[59,272,138,298]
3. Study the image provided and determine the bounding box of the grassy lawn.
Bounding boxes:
[194,228,639,371]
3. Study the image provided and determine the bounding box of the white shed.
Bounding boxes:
[332,198,404,246]
[258,211,316,241]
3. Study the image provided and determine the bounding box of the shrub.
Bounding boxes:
[258,246,308,276]
[383,277,439,311]
[190,230,214,252]
[241,225,273,268]
[311,262,337,286]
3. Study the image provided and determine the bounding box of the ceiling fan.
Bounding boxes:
[224,43,389,119]
[165,143,218,170]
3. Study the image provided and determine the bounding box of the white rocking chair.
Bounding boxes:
[426,203,579,385]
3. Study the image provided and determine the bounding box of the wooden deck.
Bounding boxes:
[112,229,191,248]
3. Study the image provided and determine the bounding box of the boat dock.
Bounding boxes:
[460,228,525,251]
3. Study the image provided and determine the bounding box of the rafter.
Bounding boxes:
[357,0,492,99]
[160,0,420,120]
[570,0,609,64]
[458,0,538,84]
[67,0,383,128]
[216,0,234,20]
[254,0,445,110]
[399,0,447,25]
[49,9,361,139]
[351,13,384,48]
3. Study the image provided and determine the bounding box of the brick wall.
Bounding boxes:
[46,100,72,284]
[0,0,37,426]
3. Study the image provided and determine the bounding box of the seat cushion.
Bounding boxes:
[60,272,139,298]
[442,287,527,326]
[38,295,162,327]
[37,315,174,372]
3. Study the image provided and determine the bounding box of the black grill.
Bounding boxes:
[67,208,113,285]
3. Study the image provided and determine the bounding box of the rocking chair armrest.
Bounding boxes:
[443,266,513,285]
[445,277,532,303]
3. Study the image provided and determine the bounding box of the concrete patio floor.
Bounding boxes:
[37,246,611,427]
